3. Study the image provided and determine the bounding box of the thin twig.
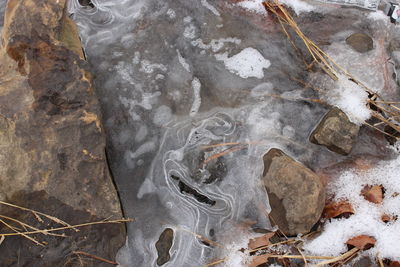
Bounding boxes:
[73,251,118,265]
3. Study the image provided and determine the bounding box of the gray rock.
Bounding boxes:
[156,228,174,266]
[262,149,325,236]
[346,33,374,53]
[310,107,360,155]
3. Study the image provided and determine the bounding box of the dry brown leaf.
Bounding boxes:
[346,235,376,250]
[361,185,384,204]
[323,200,354,219]
[381,214,397,223]
[248,254,270,267]
[248,232,275,250]
[389,261,400,267]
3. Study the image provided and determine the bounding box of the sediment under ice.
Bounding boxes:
[65,0,397,266]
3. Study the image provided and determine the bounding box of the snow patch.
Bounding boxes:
[280,0,315,15]
[304,155,400,261]
[191,37,241,53]
[236,0,267,14]
[216,47,271,79]
[323,74,371,125]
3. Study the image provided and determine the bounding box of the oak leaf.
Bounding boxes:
[323,200,354,219]
[361,185,383,204]
[346,235,376,250]
[248,232,275,250]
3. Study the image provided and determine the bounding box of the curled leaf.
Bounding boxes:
[346,235,376,250]
[361,185,383,204]
[323,200,354,219]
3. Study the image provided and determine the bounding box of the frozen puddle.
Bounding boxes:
[67,0,394,266]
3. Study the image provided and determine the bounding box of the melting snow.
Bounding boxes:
[304,155,400,260]
[323,74,371,125]
[216,47,271,79]
[280,0,315,15]
[236,0,267,14]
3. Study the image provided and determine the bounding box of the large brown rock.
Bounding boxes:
[262,149,325,236]
[0,0,125,265]
[310,107,360,155]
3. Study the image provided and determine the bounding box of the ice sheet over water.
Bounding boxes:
[67,0,388,266]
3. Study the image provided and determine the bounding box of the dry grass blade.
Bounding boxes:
[0,218,133,237]
[179,227,223,248]
[258,254,334,260]
[201,258,227,267]
[0,235,5,245]
[73,251,118,265]
[202,145,246,166]
[0,215,65,237]
[0,201,75,230]
[201,142,242,149]
[310,247,359,267]
[263,0,400,137]
[0,219,44,246]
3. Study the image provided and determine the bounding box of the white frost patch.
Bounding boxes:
[280,0,315,15]
[215,47,271,79]
[201,0,220,16]
[177,49,191,73]
[190,77,202,116]
[183,16,197,39]
[236,0,267,14]
[166,8,176,19]
[304,155,400,261]
[191,37,241,53]
[323,74,371,125]
[139,60,167,74]
[153,105,172,126]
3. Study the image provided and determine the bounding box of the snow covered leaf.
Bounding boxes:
[346,235,376,250]
[361,185,383,204]
[323,200,354,219]
[248,232,275,250]
[248,254,269,267]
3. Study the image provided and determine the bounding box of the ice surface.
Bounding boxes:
[67,0,398,266]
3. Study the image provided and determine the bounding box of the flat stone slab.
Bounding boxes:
[262,148,325,236]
